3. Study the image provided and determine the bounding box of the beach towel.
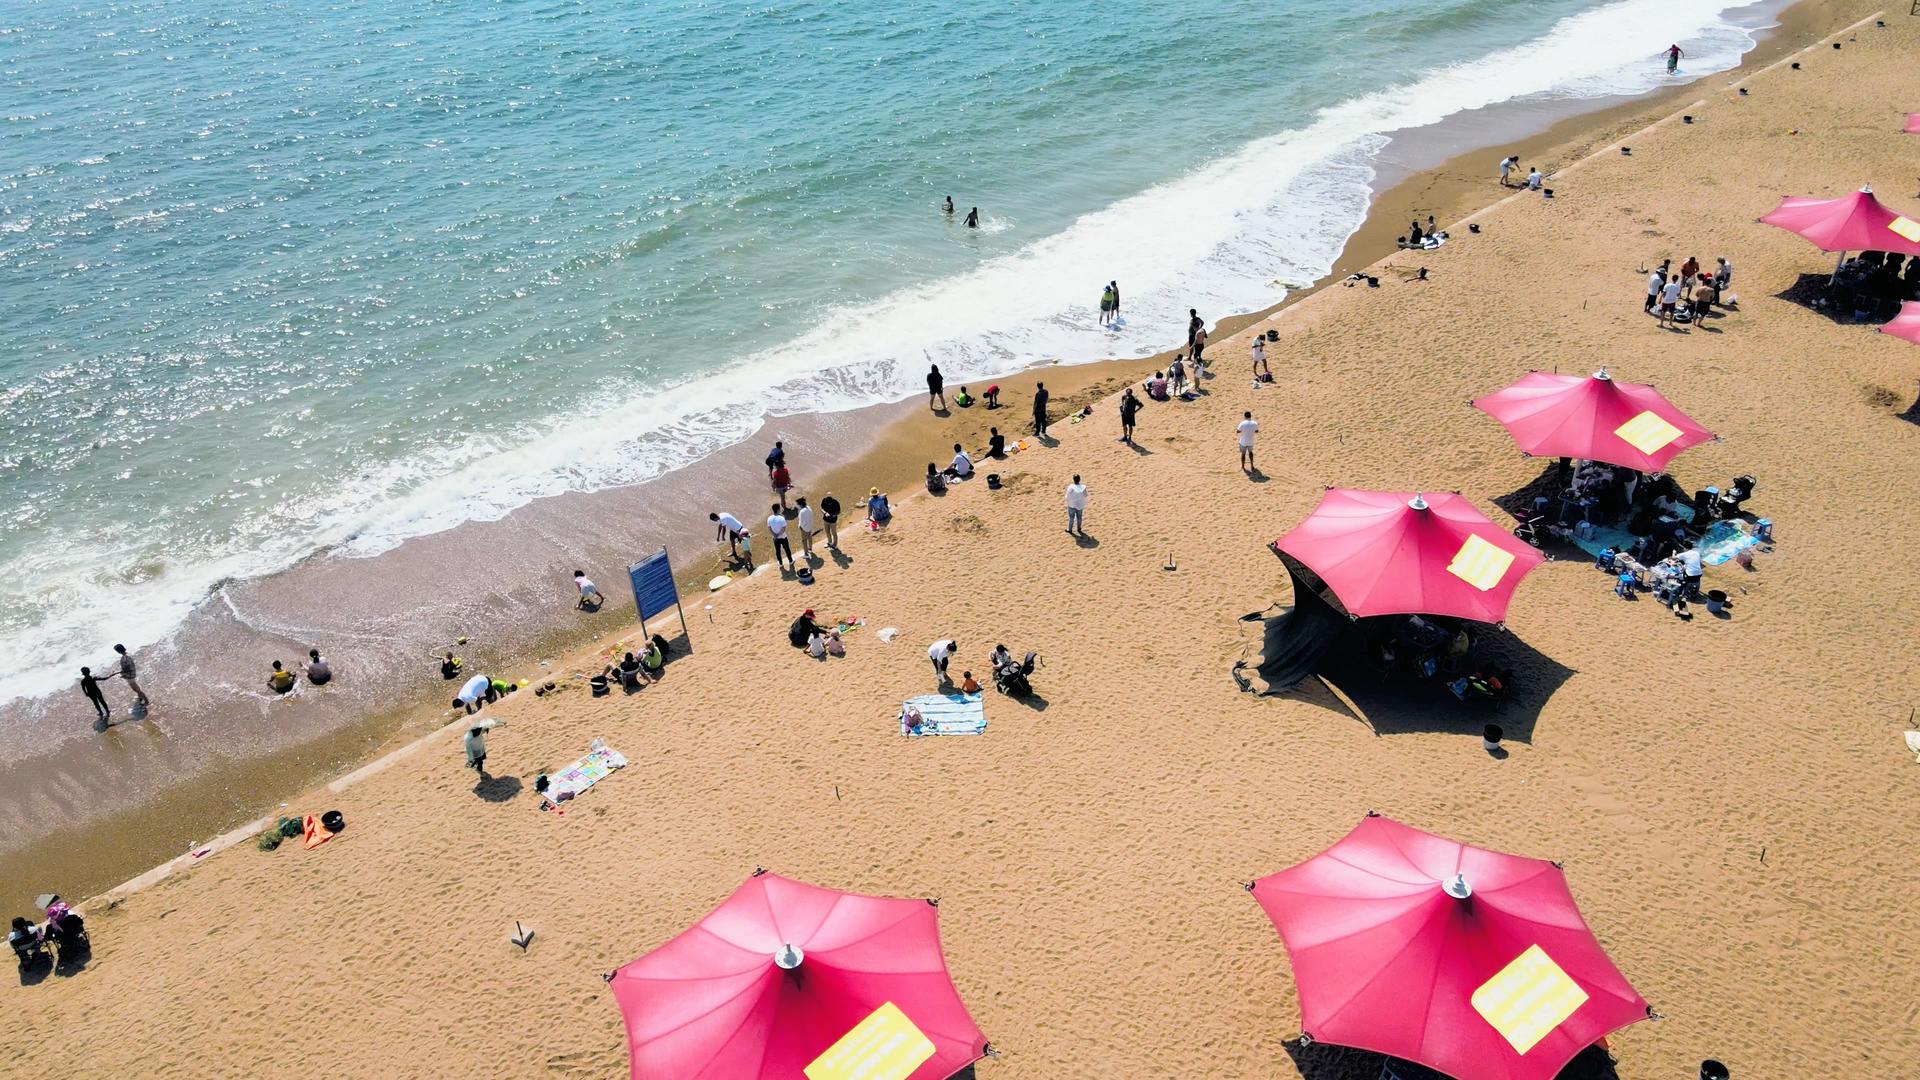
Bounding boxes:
[540,747,628,807]
[1566,505,1695,562]
[899,693,986,736]
[302,813,335,850]
[1695,519,1762,566]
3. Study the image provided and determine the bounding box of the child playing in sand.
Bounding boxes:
[573,570,604,610]
[961,671,980,693]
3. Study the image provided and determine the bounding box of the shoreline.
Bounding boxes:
[0,0,1839,913]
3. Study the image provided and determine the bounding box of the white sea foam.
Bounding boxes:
[0,0,1777,705]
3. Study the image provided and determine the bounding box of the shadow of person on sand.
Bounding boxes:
[1246,468,1269,483]
[15,950,54,986]
[473,775,523,803]
[52,937,91,978]
[1072,532,1099,549]
[828,547,853,570]
[1005,691,1048,712]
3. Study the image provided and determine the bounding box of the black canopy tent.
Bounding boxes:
[1245,555,1357,693]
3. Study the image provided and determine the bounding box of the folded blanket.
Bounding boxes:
[900,693,986,736]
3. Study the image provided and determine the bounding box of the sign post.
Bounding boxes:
[627,548,689,641]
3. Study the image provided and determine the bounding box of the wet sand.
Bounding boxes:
[0,0,1851,913]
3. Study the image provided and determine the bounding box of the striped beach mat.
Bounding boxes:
[1696,519,1761,566]
[899,693,986,736]
[541,746,627,806]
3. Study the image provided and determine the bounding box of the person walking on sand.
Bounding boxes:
[1099,283,1115,327]
[964,207,979,228]
[79,666,109,725]
[1119,387,1142,445]
[767,504,795,572]
[927,364,946,410]
[770,460,793,510]
[709,511,746,557]
[1251,336,1271,380]
[819,492,842,549]
[764,440,786,478]
[794,496,816,562]
[1032,381,1050,437]
[573,570,604,609]
[1065,474,1087,535]
[1664,43,1683,75]
[110,643,148,708]
[928,639,958,686]
[1238,410,1259,473]
[462,722,487,772]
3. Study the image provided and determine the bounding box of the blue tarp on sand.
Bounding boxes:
[900,693,986,736]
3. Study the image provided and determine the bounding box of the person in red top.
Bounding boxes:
[770,462,793,510]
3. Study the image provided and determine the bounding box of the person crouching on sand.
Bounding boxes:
[573,570,604,610]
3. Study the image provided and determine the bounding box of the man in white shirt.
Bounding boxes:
[1251,337,1269,380]
[1680,547,1703,598]
[927,639,957,686]
[1525,167,1542,191]
[1645,268,1664,313]
[453,673,492,714]
[709,511,745,557]
[1237,411,1259,473]
[1658,275,1684,327]
[1064,474,1087,536]
[794,497,816,561]
[767,504,794,572]
[949,443,973,479]
[1498,155,1517,186]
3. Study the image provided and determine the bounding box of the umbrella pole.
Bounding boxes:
[1831,249,1846,285]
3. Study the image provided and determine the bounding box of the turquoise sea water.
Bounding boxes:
[1,0,1776,703]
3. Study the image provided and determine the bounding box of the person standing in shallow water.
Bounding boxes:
[963,207,979,228]
[79,667,109,725]
[110,643,149,708]
[943,195,954,215]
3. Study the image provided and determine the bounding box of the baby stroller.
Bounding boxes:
[1512,509,1547,548]
[993,651,1037,697]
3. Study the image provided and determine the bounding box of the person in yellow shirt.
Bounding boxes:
[267,661,297,694]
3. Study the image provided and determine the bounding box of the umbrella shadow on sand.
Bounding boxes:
[1299,626,1575,747]
[1773,272,1904,324]
[1282,1041,1619,1080]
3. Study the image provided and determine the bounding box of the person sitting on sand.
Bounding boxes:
[641,637,666,680]
[949,443,973,479]
[926,462,948,494]
[954,386,973,408]
[268,661,297,695]
[9,916,43,963]
[825,630,845,657]
[789,608,825,649]
[807,630,827,659]
[867,487,892,525]
[961,670,981,694]
[573,570,604,610]
[1144,372,1168,401]
[440,651,463,680]
[618,651,643,689]
[304,649,332,686]
[987,427,1005,458]
[1526,167,1543,190]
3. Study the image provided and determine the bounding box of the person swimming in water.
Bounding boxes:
[964,207,979,228]
[943,195,954,214]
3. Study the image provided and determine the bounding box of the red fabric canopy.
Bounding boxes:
[1881,301,1920,345]
[609,872,986,1080]
[1472,368,1715,473]
[1251,815,1650,1080]
[1758,187,1920,255]
[1277,489,1542,623]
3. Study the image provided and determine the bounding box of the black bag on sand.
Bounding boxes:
[321,810,345,834]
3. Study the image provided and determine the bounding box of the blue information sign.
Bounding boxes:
[627,549,683,631]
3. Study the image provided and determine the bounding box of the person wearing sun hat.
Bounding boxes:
[866,487,892,526]
[788,608,825,649]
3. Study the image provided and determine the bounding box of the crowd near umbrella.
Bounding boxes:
[1249,813,1652,1080]
[607,871,987,1080]
[1880,300,1920,345]
[1276,489,1543,624]
[1471,367,1716,474]
[1757,186,1920,278]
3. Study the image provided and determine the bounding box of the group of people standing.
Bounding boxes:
[1644,254,1732,327]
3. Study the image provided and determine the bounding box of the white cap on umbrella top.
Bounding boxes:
[1442,873,1472,900]
[774,943,804,970]
[1593,366,1611,381]
[1408,493,1430,511]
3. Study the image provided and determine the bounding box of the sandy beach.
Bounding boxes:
[7,2,1919,1077]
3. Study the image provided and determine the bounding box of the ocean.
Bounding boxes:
[1,0,1779,708]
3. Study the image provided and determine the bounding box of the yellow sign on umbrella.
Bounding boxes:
[1471,944,1591,1055]
[1612,410,1684,456]
[806,1002,937,1080]
[1447,533,1516,592]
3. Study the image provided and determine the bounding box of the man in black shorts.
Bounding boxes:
[1032,381,1050,437]
[819,492,842,549]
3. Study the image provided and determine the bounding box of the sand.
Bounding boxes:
[7,4,1919,1077]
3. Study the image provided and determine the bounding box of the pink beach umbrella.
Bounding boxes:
[1276,489,1543,624]
[1471,367,1716,473]
[1758,187,1920,279]
[1905,113,1920,134]
[608,871,987,1080]
[1249,813,1653,1080]
[1881,301,1920,345]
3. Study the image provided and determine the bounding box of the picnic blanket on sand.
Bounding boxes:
[542,747,627,806]
[900,693,986,736]
[1696,519,1762,565]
